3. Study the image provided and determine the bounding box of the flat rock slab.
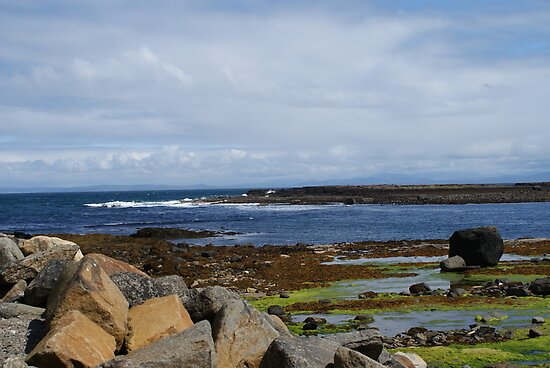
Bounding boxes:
[27,310,116,368]
[100,320,217,368]
[87,253,148,277]
[20,236,78,256]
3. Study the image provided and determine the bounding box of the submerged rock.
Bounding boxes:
[449,227,504,267]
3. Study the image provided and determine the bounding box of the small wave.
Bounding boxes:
[83,200,200,208]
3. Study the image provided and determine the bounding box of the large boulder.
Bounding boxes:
[182,286,240,322]
[392,352,427,368]
[449,227,504,267]
[334,347,385,368]
[322,329,384,361]
[110,272,187,307]
[86,253,148,277]
[0,237,24,267]
[20,236,78,256]
[0,243,81,285]
[45,256,129,350]
[259,335,340,368]
[99,320,216,368]
[125,294,193,353]
[24,259,68,307]
[529,278,550,295]
[26,310,116,368]
[213,299,281,368]
[439,255,467,272]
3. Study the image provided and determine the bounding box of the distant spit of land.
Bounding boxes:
[209,182,550,205]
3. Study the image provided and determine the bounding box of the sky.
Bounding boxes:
[1,0,550,188]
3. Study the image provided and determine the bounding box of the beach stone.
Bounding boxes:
[86,253,148,277]
[20,236,78,256]
[213,299,280,368]
[0,243,81,285]
[528,277,550,295]
[27,310,116,368]
[532,316,545,324]
[0,237,24,267]
[529,328,543,338]
[392,352,428,368]
[440,255,466,272]
[323,329,384,361]
[110,272,187,307]
[267,304,285,317]
[182,285,240,323]
[334,347,385,368]
[45,256,129,350]
[259,334,340,368]
[125,294,193,353]
[409,283,431,295]
[449,226,504,267]
[24,259,68,307]
[99,320,216,368]
[1,279,27,302]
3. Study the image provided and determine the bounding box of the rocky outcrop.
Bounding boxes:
[45,256,129,349]
[100,320,217,368]
[439,255,467,272]
[213,299,280,368]
[334,347,385,368]
[125,294,193,353]
[110,272,187,307]
[0,237,24,267]
[26,310,116,368]
[322,329,384,361]
[259,335,340,368]
[87,253,148,277]
[20,236,78,256]
[23,259,68,307]
[449,227,504,267]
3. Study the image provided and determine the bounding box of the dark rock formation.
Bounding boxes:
[449,227,504,267]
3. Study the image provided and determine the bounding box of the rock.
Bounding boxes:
[439,256,467,272]
[334,347,385,368]
[506,285,530,297]
[0,243,81,285]
[0,237,24,267]
[110,272,187,308]
[3,356,29,368]
[378,349,406,368]
[125,294,193,353]
[354,314,375,322]
[280,291,290,298]
[86,253,148,277]
[447,288,466,298]
[392,352,428,368]
[267,305,285,317]
[0,302,44,319]
[303,322,318,330]
[20,236,77,256]
[344,197,357,205]
[528,278,550,295]
[449,227,504,267]
[532,316,545,324]
[27,310,115,368]
[409,283,431,295]
[23,259,68,307]
[529,328,543,338]
[304,317,327,325]
[182,286,240,323]
[260,334,340,368]
[213,299,280,368]
[99,320,216,368]
[132,227,216,239]
[323,329,384,361]
[359,291,378,299]
[1,279,27,302]
[45,256,129,350]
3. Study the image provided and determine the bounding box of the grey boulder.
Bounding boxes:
[110,272,188,307]
[322,329,384,361]
[0,237,24,268]
[182,286,240,322]
[259,335,340,368]
[334,347,385,368]
[440,256,467,272]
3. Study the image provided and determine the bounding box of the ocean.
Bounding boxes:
[1,189,549,246]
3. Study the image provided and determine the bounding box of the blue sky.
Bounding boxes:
[1,1,549,188]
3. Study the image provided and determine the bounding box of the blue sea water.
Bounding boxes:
[0,189,549,246]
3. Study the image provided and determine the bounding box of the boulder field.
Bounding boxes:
[0,233,425,368]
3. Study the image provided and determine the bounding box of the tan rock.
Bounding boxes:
[20,236,77,256]
[126,294,193,352]
[1,279,27,302]
[393,352,428,368]
[45,255,129,350]
[27,310,115,368]
[87,253,148,277]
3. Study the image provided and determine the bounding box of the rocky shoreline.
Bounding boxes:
[206,182,550,205]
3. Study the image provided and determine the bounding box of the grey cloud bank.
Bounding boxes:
[1,1,549,188]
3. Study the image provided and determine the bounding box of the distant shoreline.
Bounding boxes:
[208,182,550,205]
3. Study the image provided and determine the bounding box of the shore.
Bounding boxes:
[206,182,550,205]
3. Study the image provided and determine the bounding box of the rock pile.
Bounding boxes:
[0,234,424,368]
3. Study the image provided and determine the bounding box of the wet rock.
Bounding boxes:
[267,304,285,317]
[409,283,431,295]
[99,320,216,368]
[440,255,467,272]
[447,288,466,298]
[86,253,148,277]
[334,346,385,368]
[132,227,216,239]
[318,298,332,304]
[304,317,327,325]
[45,256,129,350]
[20,236,78,256]
[24,259,68,307]
[323,329,384,361]
[449,226,504,267]
[182,286,240,323]
[110,272,187,308]
[0,243,81,285]
[303,322,318,331]
[212,299,280,368]
[259,334,340,368]
[126,294,193,353]
[1,279,27,302]
[528,277,550,295]
[27,310,116,368]
[506,285,530,297]
[529,328,543,338]
[354,314,375,323]
[359,291,378,299]
[0,237,24,267]
[392,352,427,368]
[343,197,357,205]
[532,316,545,324]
